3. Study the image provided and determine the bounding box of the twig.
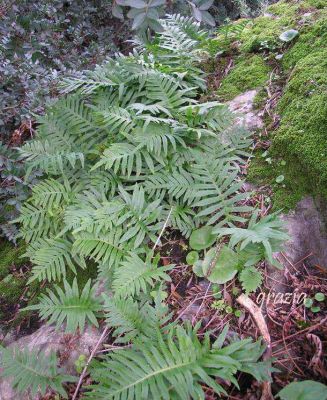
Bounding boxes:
[152,207,173,251]
[72,326,110,400]
[272,316,327,345]
[236,294,273,400]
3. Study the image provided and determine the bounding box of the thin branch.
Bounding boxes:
[72,326,110,400]
[152,207,173,251]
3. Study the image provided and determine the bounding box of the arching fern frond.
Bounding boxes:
[0,346,75,399]
[72,229,127,270]
[24,237,82,283]
[23,278,101,333]
[86,324,271,400]
[31,178,72,210]
[112,252,172,298]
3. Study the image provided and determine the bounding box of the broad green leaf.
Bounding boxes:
[190,226,216,250]
[278,381,327,400]
[186,250,199,265]
[202,246,238,284]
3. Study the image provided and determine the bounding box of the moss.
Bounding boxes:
[0,241,26,280]
[303,0,327,9]
[238,0,301,54]
[217,55,269,100]
[282,16,327,70]
[273,51,327,185]
[247,151,315,211]
[253,86,267,110]
[238,0,326,54]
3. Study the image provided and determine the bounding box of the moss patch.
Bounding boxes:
[0,241,26,279]
[248,151,318,211]
[282,15,327,70]
[217,55,269,100]
[273,51,327,186]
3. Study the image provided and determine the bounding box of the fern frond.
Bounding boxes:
[86,324,271,400]
[214,211,289,265]
[31,178,72,210]
[190,158,253,227]
[112,252,172,298]
[23,278,101,333]
[0,346,75,398]
[24,237,80,283]
[118,186,163,248]
[239,266,263,294]
[72,229,127,269]
[15,203,59,242]
[18,140,84,175]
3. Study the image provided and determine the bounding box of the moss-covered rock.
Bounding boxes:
[273,51,327,187]
[282,14,327,69]
[247,150,319,211]
[217,55,269,100]
[238,0,324,54]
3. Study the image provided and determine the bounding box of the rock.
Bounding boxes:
[227,90,264,131]
[281,196,327,270]
[0,324,103,400]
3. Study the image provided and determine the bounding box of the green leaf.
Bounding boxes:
[278,380,327,400]
[279,29,299,42]
[276,175,285,183]
[0,346,75,398]
[23,278,101,333]
[304,298,313,308]
[239,266,263,294]
[112,252,172,298]
[190,226,216,250]
[193,260,205,277]
[186,250,199,265]
[87,324,271,399]
[202,246,239,284]
[314,292,325,302]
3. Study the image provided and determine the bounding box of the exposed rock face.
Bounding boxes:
[0,325,103,400]
[227,89,264,131]
[282,196,327,270]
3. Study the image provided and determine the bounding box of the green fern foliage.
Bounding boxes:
[0,346,75,398]
[2,14,285,400]
[23,278,101,332]
[86,324,271,400]
[214,211,289,266]
[112,252,172,298]
[16,14,255,295]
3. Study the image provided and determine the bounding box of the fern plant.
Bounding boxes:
[23,278,101,332]
[3,14,285,398]
[86,323,272,399]
[15,14,254,293]
[0,346,75,398]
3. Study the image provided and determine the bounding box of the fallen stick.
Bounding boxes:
[72,326,110,400]
[236,294,273,400]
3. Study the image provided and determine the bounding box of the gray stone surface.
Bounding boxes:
[228,89,264,131]
[282,196,327,269]
[0,324,103,400]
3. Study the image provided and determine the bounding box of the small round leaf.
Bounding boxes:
[186,251,199,265]
[279,29,299,42]
[189,226,216,250]
[304,298,313,308]
[314,292,325,302]
[276,174,285,183]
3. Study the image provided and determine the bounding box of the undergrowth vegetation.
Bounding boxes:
[0,15,290,399]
